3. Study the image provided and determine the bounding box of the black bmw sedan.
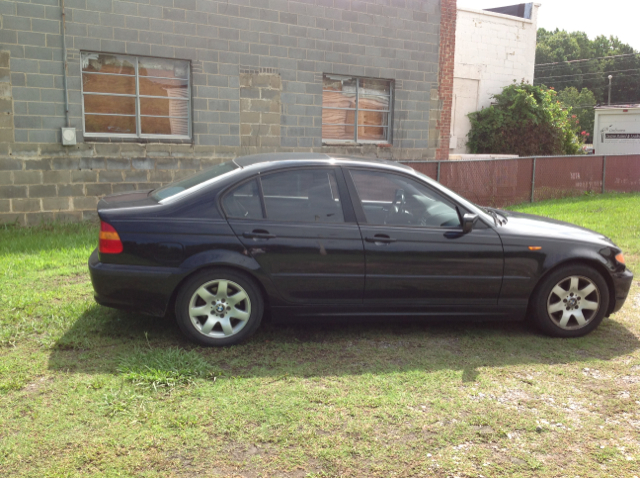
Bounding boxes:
[89,154,633,346]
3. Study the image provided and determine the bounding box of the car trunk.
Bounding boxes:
[97,190,158,211]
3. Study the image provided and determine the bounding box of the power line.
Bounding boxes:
[535,53,640,68]
[535,74,640,85]
[562,102,640,110]
[534,58,640,73]
[534,58,640,74]
[535,67,640,81]
[562,105,597,110]
[534,72,640,86]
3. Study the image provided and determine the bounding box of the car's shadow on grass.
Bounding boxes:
[47,303,640,381]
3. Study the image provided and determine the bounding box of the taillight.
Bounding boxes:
[99,221,123,254]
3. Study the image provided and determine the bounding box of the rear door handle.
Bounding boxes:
[365,235,396,244]
[243,229,276,239]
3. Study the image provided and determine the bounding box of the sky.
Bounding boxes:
[456,0,640,51]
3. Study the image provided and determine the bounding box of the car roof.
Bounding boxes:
[232,153,414,172]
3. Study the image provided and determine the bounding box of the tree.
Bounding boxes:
[466,82,582,156]
[535,29,640,105]
[557,87,597,140]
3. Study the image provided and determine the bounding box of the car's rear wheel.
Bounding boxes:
[175,269,263,346]
[531,264,609,338]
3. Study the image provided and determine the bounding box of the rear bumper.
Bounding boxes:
[610,268,634,315]
[88,249,182,317]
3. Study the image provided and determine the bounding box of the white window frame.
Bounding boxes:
[322,74,393,145]
[80,52,192,141]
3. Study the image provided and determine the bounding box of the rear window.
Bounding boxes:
[151,161,239,201]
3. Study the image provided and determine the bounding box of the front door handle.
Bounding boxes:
[243,229,276,239]
[365,234,396,244]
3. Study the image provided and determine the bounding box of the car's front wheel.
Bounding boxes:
[175,269,264,346]
[531,264,610,338]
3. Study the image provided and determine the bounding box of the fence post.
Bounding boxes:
[602,156,607,194]
[436,161,441,182]
[530,157,536,203]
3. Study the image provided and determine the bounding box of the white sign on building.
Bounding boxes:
[594,106,640,155]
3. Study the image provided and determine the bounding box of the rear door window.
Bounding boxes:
[222,179,264,219]
[260,169,345,223]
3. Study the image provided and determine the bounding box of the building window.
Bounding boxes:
[322,74,392,144]
[81,52,191,140]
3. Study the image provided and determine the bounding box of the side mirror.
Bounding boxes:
[462,213,479,234]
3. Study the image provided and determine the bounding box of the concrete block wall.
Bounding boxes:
[0,51,13,143]
[0,135,431,225]
[240,70,282,148]
[0,0,455,224]
[0,143,234,225]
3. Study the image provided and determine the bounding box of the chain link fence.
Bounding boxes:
[403,154,640,207]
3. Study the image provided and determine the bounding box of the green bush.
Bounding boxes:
[466,82,582,156]
[557,86,596,139]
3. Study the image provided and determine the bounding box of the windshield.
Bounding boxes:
[150,161,239,201]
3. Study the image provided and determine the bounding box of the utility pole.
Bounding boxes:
[608,75,613,105]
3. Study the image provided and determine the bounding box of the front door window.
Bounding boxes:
[350,170,461,228]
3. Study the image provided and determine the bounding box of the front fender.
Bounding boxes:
[500,238,619,307]
[542,247,612,274]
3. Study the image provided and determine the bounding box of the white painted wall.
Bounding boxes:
[594,107,640,155]
[451,4,540,154]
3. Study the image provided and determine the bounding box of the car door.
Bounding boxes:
[345,168,504,307]
[224,167,365,304]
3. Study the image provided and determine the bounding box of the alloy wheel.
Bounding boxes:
[546,275,601,330]
[188,279,252,338]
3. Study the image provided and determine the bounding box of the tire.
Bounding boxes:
[175,268,264,346]
[530,264,609,338]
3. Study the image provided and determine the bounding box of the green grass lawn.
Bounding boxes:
[1,193,639,477]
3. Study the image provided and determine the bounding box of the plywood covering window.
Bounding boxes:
[81,52,191,140]
[322,74,392,144]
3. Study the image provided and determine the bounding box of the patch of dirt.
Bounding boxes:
[22,376,51,394]
[620,375,640,384]
[633,292,640,310]
[223,442,276,463]
[48,273,89,288]
[497,388,531,404]
[472,425,495,434]
[582,367,612,380]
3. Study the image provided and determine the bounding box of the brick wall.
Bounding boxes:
[435,0,455,160]
[0,0,450,225]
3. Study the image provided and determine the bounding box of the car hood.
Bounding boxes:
[492,209,615,247]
